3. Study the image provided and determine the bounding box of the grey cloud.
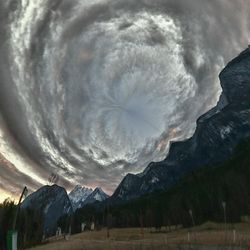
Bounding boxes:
[0,0,249,199]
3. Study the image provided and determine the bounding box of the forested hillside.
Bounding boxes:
[64,137,250,233]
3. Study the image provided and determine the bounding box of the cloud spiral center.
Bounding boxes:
[0,0,249,196]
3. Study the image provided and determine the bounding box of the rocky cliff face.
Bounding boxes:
[69,185,93,211]
[83,187,109,206]
[111,47,250,201]
[21,184,73,236]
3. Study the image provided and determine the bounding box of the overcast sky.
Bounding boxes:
[0,0,249,202]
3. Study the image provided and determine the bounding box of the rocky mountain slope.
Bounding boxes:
[21,184,73,236]
[111,47,250,201]
[21,184,109,234]
[83,187,110,206]
[69,185,93,211]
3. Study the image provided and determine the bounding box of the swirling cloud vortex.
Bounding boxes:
[0,0,249,195]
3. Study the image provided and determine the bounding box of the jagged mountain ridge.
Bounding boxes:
[111,47,250,201]
[69,185,109,210]
[21,184,109,234]
[69,185,93,211]
[82,187,110,206]
[21,184,73,236]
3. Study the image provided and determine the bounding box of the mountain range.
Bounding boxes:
[22,184,109,235]
[21,46,250,235]
[111,46,250,201]
[69,185,109,211]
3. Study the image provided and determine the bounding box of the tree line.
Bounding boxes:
[58,137,250,234]
[1,137,250,248]
[0,200,43,250]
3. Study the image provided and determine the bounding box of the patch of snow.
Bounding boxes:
[66,205,71,214]
[220,126,232,139]
[94,192,102,201]
[44,202,52,214]
[150,176,159,184]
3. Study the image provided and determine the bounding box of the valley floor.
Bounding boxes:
[28,222,250,250]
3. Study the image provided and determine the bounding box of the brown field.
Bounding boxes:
[28,222,250,250]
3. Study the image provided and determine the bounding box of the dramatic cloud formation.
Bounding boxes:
[0,0,249,200]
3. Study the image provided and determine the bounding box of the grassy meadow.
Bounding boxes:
[28,222,250,250]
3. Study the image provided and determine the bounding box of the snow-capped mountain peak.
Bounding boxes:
[69,185,93,211]
[69,185,109,210]
[83,187,109,205]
